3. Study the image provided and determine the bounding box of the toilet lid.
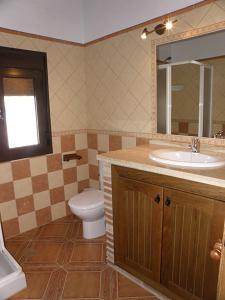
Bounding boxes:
[69,190,104,210]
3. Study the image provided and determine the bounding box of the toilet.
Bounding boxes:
[68,162,105,239]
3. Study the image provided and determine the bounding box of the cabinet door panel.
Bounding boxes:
[161,188,225,300]
[113,176,163,283]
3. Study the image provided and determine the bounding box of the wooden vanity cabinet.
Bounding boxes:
[113,175,163,283]
[162,188,225,300]
[112,165,225,300]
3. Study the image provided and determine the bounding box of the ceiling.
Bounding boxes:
[0,0,204,44]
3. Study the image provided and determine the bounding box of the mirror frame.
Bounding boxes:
[151,19,225,140]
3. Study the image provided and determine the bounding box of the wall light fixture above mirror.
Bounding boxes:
[157,29,225,138]
[141,19,177,39]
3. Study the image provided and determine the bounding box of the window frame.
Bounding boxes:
[0,46,52,162]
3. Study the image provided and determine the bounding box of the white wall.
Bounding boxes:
[0,0,85,43]
[83,0,202,42]
[0,0,203,43]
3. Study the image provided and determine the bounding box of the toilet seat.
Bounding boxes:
[69,190,104,210]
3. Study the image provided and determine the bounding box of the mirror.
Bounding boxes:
[157,30,225,138]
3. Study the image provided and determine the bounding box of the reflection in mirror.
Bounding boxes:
[3,78,39,148]
[157,30,225,138]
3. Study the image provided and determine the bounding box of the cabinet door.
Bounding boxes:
[113,176,163,283]
[161,188,225,300]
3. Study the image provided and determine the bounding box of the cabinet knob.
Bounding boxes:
[154,194,160,204]
[210,240,223,261]
[165,197,171,206]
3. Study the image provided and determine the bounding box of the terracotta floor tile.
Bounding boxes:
[70,243,103,262]
[57,241,74,266]
[118,273,153,298]
[100,267,118,300]
[7,218,160,300]
[62,271,100,299]
[67,221,81,241]
[22,241,63,264]
[5,240,28,261]
[9,227,39,241]
[75,223,105,243]
[37,223,70,240]
[9,271,51,299]
[43,268,67,300]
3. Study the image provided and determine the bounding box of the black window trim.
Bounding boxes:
[0,46,52,162]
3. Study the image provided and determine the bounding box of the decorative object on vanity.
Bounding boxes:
[157,29,225,138]
[63,152,82,161]
[141,19,177,39]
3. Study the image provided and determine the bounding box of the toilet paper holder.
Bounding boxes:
[63,153,82,161]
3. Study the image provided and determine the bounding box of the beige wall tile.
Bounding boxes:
[64,182,78,200]
[51,202,66,220]
[78,179,90,193]
[52,136,61,153]
[89,179,100,190]
[0,200,18,221]
[48,171,64,189]
[77,165,89,182]
[14,178,32,199]
[75,133,88,150]
[30,156,47,176]
[34,191,51,210]
[18,211,37,233]
[88,149,98,166]
[97,134,109,152]
[0,163,12,184]
[62,156,77,169]
[122,136,136,149]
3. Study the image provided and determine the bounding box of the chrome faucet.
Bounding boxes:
[188,137,200,153]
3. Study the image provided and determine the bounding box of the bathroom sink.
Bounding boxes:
[149,149,225,168]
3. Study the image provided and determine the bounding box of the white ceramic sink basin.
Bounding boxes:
[149,149,225,168]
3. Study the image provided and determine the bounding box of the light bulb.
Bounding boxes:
[141,31,147,40]
[165,20,173,30]
[141,28,148,40]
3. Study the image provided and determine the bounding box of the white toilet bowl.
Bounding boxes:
[68,189,105,239]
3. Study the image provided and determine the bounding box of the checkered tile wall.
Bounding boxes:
[87,132,150,190]
[0,133,89,239]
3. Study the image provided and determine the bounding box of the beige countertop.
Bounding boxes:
[97,143,225,188]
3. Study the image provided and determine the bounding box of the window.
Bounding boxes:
[0,46,52,162]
